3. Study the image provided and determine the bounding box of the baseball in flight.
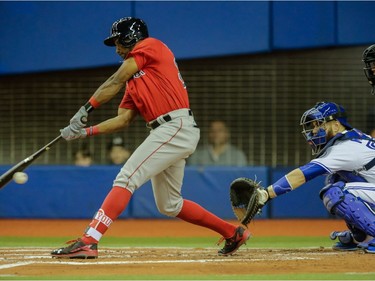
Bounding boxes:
[13,172,28,184]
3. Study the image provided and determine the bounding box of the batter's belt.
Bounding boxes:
[147,109,194,129]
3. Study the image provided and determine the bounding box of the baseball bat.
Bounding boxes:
[0,104,94,189]
[0,135,63,189]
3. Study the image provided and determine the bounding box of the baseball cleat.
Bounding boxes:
[217,226,250,256]
[51,239,98,259]
[330,230,350,240]
[332,241,360,251]
[358,238,375,254]
[330,230,360,251]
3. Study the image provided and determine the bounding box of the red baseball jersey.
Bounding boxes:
[119,38,189,122]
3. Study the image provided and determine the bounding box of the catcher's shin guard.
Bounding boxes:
[321,183,375,237]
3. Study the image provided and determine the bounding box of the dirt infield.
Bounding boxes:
[0,247,370,278]
[0,219,373,279]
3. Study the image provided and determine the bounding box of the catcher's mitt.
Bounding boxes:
[230,177,264,225]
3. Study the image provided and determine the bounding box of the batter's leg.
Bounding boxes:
[152,159,250,255]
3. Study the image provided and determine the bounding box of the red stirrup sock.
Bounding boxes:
[82,186,132,244]
[176,199,236,238]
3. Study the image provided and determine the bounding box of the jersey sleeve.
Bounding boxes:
[128,40,156,70]
[299,162,328,181]
[311,141,361,173]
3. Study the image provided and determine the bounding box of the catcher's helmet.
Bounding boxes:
[362,44,375,94]
[300,102,352,155]
[104,17,149,47]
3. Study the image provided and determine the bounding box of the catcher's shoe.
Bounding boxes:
[330,230,360,252]
[217,226,250,256]
[51,239,98,259]
[358,238,375,254]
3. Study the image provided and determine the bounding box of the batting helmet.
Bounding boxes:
[104,17,149,48]
[362,44,375,94]
[300,101,352,155]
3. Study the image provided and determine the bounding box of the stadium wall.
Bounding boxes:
[1,1,375,74]
[0,165,328,219]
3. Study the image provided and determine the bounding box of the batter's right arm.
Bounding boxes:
[93,108,138,135]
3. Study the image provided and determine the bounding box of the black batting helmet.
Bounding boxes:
[362,44,375,94]
[104,17,149,48]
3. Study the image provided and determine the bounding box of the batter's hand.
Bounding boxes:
[60,125,87,141]
[70,106,88,130]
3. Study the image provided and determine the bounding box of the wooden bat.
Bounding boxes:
[0,135,62,189]
[0,104,94,189]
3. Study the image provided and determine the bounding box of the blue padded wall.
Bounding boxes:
[0,165,269,219]
[270,167,330,218]
[272,1,336,49]
[1,1,375,74]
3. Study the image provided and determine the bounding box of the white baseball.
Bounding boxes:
[13,172,28,184]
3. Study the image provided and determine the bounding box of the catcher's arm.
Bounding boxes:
[230,178,270,226]
[266,168,306,198]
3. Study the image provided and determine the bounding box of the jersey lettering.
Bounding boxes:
[366,140,375,150]
[133,70,146,79]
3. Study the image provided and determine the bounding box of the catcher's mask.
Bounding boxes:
[363,44,375,95]
[300,101,352,155]
[104,17,149,48]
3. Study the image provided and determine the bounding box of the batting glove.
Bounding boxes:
[70,106,88,130]
[60,125,87,141]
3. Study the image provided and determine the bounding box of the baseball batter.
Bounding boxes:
[51,17,250,259]
[256,102,375,253]
[363,44,375,94]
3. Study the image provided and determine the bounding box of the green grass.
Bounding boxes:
[1,236,374,280]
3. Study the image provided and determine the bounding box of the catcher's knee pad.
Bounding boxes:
[322,183,375,237]
[320,181,345,212]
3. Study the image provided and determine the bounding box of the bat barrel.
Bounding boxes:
[0,135,63,189]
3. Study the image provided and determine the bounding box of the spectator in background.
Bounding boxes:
[73,146,93,167]
[107,136,131,165]
[188,120,247,166]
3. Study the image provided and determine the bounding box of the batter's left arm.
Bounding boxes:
[91,57,139,105]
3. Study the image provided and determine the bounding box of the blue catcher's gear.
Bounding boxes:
[358,237,375,253]
[300,101,352,155]
[330,230,360,251]
[104,17,149,47]
[320,182,375,237]
[363,44,375,95]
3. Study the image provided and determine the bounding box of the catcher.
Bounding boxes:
[230,101,375,254]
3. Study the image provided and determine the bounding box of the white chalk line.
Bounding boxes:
[0,257,313,270]
[0,258,247,270]
[0,262,34,270]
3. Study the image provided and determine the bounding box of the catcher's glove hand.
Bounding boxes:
[230,177,268,226]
